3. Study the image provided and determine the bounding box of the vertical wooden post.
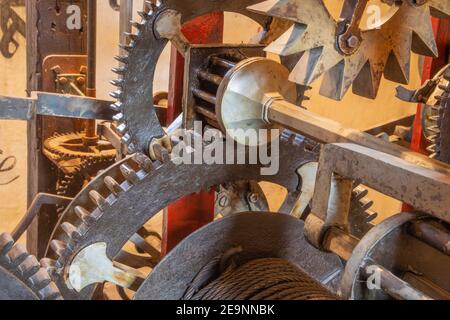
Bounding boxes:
[25,0,88,257]
[162,13,224,255]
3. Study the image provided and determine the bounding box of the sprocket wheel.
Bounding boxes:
[0,232,61,300]
[249,0,450,100]
[43,129,318,300]
[109,0,285,154]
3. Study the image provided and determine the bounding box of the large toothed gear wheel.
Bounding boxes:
[109,0,280,154]
[428,67,450,164]
[0,233,62,300]
[249,0,450,100]
[43,132,116,162]
[43,130,321,300]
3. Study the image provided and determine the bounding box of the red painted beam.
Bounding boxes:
[162,13,224,256]
[403,17,449,212]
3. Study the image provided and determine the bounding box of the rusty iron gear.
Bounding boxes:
[433,69,450,163]
[249,0,450,100]
[0,232,61,300]
[43,131,116,164]
[43,130,319,300]
[108,0,293,155]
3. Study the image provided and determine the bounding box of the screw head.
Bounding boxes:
[346,35,360,49]
[248,193,259,204]
[76,77,86,85]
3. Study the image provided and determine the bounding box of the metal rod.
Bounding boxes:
[363,265,433,300]
[85,0,97,138]
[198,70,223,86]
[11,193,73,242]
[210,56,236,69]
[409,220,450,256]
[195,105,217,121]
[193,88,217,105]
[265,96,450,175]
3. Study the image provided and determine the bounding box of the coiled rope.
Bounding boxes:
[184,257,337,300]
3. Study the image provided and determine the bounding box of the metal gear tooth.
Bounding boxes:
[74,206,94,225]
[120,164,140,185]
[110,79,124,88]
[17,255,40,279]
[131,20,145,31]
[50,240,67,258]
[0,232,62,300]
[116,123,128,135]
[111,102,123,112]
[60,222,82,241]
[114,55,129,64]
[0,232,14,256]
[89,190,108,211]
[121,134,132,146]
[119,43,134,52]
[144,0,154,10]
[124,32,139,42]
[109,90,123,100]
[138,11,151,19]
[113,113,124,122]
[111,66,127,75]
[104,176,125,196]
[7,244,29,268]
[133,153,155,172]
[39,282,63,300]
[127,143,137,154]
[40,258,57,274]
[26,268,52,291]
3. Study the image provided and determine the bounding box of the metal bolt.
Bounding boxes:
[248,193,259,204]
[218,195,229,207]
[77,77,86,85]
[80,66,87,74]
[58,77,68,85]
[346,35,360,49]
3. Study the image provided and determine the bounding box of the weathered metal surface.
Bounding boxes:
[362,264,432,300]
[0,95,33,120]
[44,132,318,300]
[341,212,450,300]
[184,45,265,130]
[68,243,144,292]
[214,57,450,175]
[134,212,343,300]
[11,193,73,242]
[249,0,449,100]
[409,220,450,256]
[217,57,296,146]
[36,93,115,120]
[215,182,269,218]
[0,232,61,300]
[0,93,116,121]
[42,55,87,94]
[109,0,273,154]
[311,143,450,226]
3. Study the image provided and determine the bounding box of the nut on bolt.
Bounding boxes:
[248,192,259,204]
[76,77,86,85]
[58,77,68,85]
[346,35,360,49]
